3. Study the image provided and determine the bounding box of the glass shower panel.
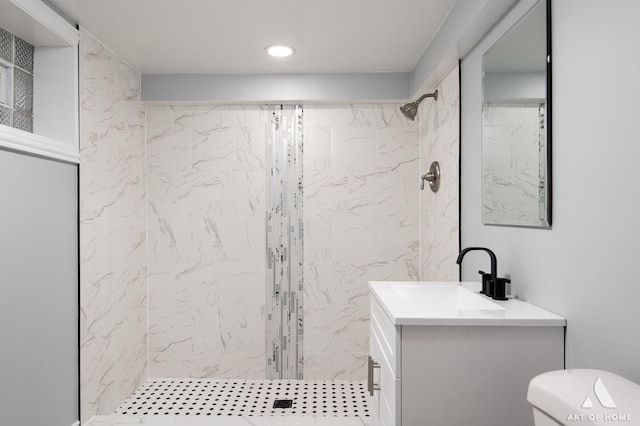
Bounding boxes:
[266,105,304,380]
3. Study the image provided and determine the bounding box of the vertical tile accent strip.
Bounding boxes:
[266,105,304,379]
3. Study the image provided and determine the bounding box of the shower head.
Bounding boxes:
[400,90,438,121]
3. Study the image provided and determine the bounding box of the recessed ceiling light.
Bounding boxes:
[266,44,295,58]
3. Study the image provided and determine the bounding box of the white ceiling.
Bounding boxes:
[46,0,457,75]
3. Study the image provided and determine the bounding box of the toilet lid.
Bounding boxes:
[527,369,640,425]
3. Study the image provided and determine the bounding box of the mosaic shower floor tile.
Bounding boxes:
[113,379,370,419]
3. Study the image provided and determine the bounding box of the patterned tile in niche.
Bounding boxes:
[0,27,12,62]
[14,36,34,73]
[13,68,33,113]
[115,379,370,418]
[13,109,32,133]
[0,105,10,127]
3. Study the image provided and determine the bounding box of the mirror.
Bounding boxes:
[482,0,551,227]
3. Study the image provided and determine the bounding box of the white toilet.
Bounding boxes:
[528,369,640,425]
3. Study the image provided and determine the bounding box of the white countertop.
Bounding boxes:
[369,281,566,326]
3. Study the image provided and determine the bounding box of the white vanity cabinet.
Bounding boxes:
[369,297,402,425]
[368,281,566,426]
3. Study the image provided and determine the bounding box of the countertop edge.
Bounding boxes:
[369,281,567,327]
[394,318,567,326]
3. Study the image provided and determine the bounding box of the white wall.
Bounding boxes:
[461,0,640,382]
[0,150,78,426]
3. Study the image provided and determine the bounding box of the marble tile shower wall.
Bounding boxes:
[302,105,420,379]
[79,29,147,423]
[419,65,460,281]
[145,105,268,379]
[145,104,420,382]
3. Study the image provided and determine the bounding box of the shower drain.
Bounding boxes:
[273,399,294,408]
[115,378,370,418]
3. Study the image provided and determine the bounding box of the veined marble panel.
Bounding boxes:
[304,171,408,217]
[331,127,377,171]
[303,171,351,217]
[186,171,266,216]
[172,104,267,129]
[303,216,332,261]
[149,306,265,353]
[304,352,369,380]
[420,65,460,281]
[146,104,268,380]
[331,216,381,262]
[80,218,98,279]
[149,351,265,379]
[304,104,415,129]
[332,260,406,304]
[376,126,420,171]
[303,103,419,380]
[421,213,460,282]
[149,306,225,353]
[146,127,192,173]
[392,162,420,220]
[303,305,369,353]
[303,126,331,172]
[79,28,147,424]
[173,261,266,307]
[190,126,266,172]
[303,261,346,307]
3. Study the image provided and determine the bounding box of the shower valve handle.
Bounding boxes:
[421,171,437,189]
[421,161,441,192]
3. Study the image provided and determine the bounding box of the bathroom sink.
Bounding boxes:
[369,281,566,326]
[390,284,505,311]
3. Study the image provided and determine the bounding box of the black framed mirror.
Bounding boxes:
[481,0,551,227]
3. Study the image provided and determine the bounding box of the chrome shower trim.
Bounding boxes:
[400,89,438,121]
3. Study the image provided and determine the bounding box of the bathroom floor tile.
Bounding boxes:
[112,379,370,420]
[87,414,369,425]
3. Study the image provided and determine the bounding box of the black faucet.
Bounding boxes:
[456,247,510,300]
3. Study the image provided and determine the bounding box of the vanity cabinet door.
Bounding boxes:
[370,330,382,425]
[370,298,402,425]
[371,298,401,375]
[378,359,401,426]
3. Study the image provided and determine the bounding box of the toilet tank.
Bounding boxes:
[527,369,640,426]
